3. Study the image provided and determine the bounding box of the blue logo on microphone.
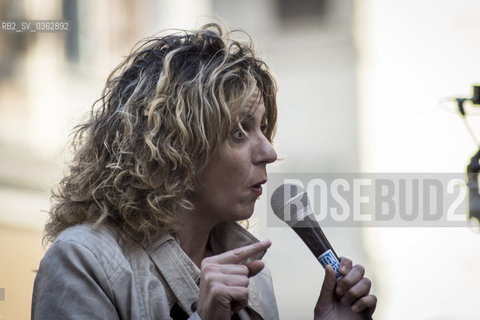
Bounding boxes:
[318,249,342,282]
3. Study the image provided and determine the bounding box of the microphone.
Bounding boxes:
[270,183,372,320]
[270,183,342,279]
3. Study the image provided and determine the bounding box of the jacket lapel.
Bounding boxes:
[146,234,200,316]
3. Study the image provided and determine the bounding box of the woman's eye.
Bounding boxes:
[232,128,245,140]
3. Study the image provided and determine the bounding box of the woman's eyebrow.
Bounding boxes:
[238,111,266,123]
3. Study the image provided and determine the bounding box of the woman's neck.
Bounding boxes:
[176,212,216,268]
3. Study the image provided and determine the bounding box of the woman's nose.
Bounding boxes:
[253,134,277,165]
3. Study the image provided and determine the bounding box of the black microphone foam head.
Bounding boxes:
[271,183,312,228]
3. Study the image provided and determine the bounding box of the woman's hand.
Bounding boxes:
[196,240,271,320]
[314,257,377,320]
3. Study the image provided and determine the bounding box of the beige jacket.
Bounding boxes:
[32,222,279,320]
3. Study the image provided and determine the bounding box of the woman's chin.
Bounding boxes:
[234,211,255,223]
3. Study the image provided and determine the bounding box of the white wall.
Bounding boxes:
[356,1,480,318]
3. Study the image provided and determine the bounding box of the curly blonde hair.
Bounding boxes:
[44,23,278,245]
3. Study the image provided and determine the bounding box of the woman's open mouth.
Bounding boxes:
[250,180,266,197]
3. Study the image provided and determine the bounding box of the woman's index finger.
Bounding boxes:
[208,240,272,265]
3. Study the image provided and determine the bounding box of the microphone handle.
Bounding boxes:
[291,225,337,258]
[291,226,373,320]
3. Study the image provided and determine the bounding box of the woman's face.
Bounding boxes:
[192,92,277,224]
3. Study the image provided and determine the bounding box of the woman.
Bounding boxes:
[32,23,376,319]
